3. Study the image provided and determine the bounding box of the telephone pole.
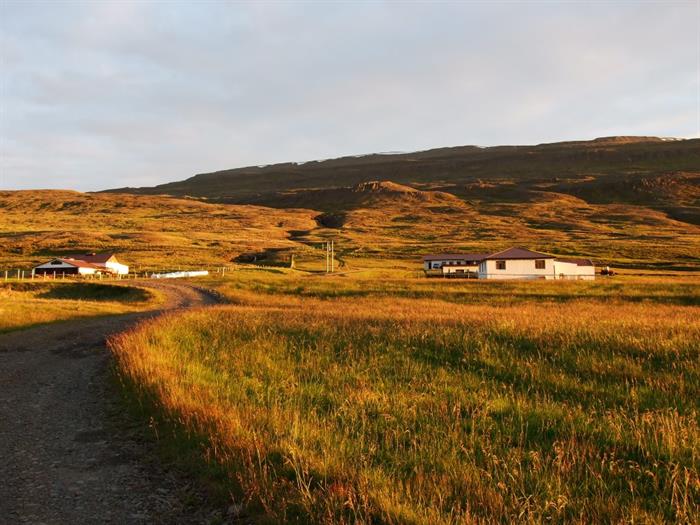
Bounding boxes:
[331,240,334,272]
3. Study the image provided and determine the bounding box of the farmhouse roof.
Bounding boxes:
[51,258,103,269]
[63,252,117,264]
[555,257,594,266]
[484,247,555,260]
[422,253,489,262]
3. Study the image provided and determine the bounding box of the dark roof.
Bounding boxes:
[62,253,117,264]
[555,257,594,266]
[484,247,555,260]
[422,253,489,262]
[46,258,103,269]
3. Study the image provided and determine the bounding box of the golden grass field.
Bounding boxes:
[3,137,699,522]
[1,179,699,274]
[0,282,158,333]
[111,271,700,524]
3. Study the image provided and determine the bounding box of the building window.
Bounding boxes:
[496,260,506,270]
[535,259,545,269]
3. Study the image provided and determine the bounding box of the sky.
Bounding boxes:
[1,0,698,191]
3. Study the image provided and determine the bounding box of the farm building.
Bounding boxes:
[62,253,129,275]
[33,258,103,276]
[423,247,595,280]
[552,258,596,280]
[33,253,129,276]
[478,248,557,280]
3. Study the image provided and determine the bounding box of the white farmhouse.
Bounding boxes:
[478,247,556,280]
[422,247,596,280]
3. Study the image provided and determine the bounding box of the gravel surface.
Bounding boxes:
[0,282,233,525]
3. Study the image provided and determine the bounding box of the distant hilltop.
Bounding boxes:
[103,136,700,224]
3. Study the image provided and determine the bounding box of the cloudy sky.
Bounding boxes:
[1,1,698,191]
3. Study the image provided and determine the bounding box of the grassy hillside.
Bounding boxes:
[108,136,700,224]
[2,137,699,271]
[0,190,316,271]
[111,271,700,523]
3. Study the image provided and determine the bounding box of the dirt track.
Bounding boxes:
[0,282,226,525]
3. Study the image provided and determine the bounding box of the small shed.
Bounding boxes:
[553,258,596,280]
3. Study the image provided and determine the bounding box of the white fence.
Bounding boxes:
[150,270,209,279]
[0,267,236,282]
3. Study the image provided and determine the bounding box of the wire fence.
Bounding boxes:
[0,265,254,283]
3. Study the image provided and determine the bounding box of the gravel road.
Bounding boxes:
[0,282,229,525]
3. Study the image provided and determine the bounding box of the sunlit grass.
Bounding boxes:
[0,282,158,333]
[111,274,700,523]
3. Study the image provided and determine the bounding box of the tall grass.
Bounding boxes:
[111,281,699,524]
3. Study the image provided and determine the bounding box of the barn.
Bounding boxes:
[33,258,103,276]
[63,253,129,275]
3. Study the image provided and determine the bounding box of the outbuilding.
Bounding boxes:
[553,258,595,280]
[422,253,488,271]
[33,258,103,276]
[63,253,129,275]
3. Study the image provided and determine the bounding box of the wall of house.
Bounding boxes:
[479,258,555,280]
[35,261,79,271]
[33,262,96,275]
[105,261,129,275]
[552,261,595,280]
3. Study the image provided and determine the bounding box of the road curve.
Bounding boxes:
[0,282,225,525]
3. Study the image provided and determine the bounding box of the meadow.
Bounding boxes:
[0,282,157,333]
[111,271,700,524]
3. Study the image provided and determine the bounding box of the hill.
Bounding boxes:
[107,136,700,223]
[2,137,699,272]
[0,190,316,270]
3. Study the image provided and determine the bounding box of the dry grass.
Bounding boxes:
[1,185,699,274]
[111,273,700,523]
[0,190,316,271]
[0,282,158,333]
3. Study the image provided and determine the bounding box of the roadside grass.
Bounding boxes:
[111,273,700,523]
[207,271,700,306]
[0,282,159,333]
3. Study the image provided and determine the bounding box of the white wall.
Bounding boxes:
[479,258,555,280]
[35,261,80,271]
[33,261,97,275]
[442,265,478,274]
[106,261,129,275]
[552,261,595,280]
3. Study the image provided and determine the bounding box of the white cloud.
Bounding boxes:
[0,0,698,191]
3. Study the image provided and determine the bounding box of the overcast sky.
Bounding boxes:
[1,1,698,191]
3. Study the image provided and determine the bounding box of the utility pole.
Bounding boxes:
[331,240,334,273]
